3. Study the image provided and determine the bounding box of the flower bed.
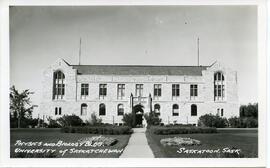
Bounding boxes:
[149,125,217,135]
[61,125,132,135]
[160,137,201,146]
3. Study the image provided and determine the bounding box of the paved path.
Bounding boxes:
[120,128,154,158]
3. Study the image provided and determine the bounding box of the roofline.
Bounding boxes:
[70,64,210,67]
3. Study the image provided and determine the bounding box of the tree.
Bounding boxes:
[240,103,258,118]
[10,86,35,128]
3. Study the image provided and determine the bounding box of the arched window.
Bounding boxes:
[172,104,179,116]
[154,104,161,115]
[81,103,87,116]
[214,72,225,101]
[99,103,106,116]
[53,70,65,99]
[191,104,197,116]
[118,104,124,116]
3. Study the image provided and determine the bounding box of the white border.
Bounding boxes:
[0,0,267,167]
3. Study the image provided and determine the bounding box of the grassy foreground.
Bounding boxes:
[146,128,258,158]
[10,128,130,158]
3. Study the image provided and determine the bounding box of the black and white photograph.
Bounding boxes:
[0,0,268,167]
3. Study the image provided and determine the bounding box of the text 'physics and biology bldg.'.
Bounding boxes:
[40,59,239,125]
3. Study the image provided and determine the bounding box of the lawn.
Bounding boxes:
[146,128,258,158]
[10,128,131,158]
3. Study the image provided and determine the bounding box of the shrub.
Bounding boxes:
[149,125,217,135]
[47,117,61,128]
[198,114,228,128]
[122,113,136,127]
[61,125,133,135]
[144,111,161,127]
[57,114,83,127]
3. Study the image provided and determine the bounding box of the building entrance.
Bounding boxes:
[133,104,144,127]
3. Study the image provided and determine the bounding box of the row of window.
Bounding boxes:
[80,83,199,99]
[79,103,198,116]
[55,105,225,117]
[53,71,225,101]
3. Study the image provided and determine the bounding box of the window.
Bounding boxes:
[117,84,125,99]
[81,104,87,116]
[221,109,224,116]
[55,107,58,115]
[55,107,61,115]
[190,84,198,97]
[59,107,62,115]
[117,104,124,116]
[99,103,106,116]
[154,104,161,115]
[99,84,107,98]
[172,104,179,116]
[191,104,197,116]
[53,71,65,99]
[214,72,225,100]
[135,84,143,97]
[172,84,180,99]
[81,84,89,97]
[154,84,162,99]
[217,108,220,115]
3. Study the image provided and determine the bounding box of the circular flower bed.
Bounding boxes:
[78,135,118,146]
[160,137,201,146]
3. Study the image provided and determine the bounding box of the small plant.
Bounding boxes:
[85,113,102,126]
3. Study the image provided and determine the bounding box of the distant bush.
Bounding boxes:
[57,114,83,127]
[61,125,133,135]
[228,116,258,128]
[144,111,161,127]
[198,114,228,128]
[149,125,217,135]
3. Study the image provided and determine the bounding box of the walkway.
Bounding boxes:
[120,128,154,158]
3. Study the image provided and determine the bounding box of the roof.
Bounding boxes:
[71,65,208,76]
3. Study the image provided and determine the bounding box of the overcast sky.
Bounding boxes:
[10,6,257,117]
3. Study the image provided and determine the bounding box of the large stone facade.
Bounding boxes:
[40,58,239,125]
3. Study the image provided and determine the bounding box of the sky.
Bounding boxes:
[10,6,257,117]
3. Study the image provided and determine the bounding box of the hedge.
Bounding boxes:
[61,125,132,135]
[149,126,217,135]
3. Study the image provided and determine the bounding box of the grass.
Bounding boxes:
[10,128,131,158]
[146,128,258,158]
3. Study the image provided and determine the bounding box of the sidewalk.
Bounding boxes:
[120,128,154,158]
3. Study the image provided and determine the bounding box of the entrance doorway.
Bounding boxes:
[133,104,144,127]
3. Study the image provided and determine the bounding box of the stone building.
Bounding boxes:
[40,58,239,125]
